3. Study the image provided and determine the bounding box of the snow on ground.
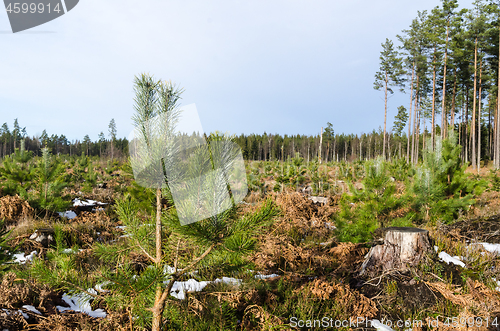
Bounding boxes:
[22,305,41,315]
[477,243,500,254]
[170,279,212,300]
[438,251,466,268]
[58,210,77,219]
[324,222,336,230]
[55,282,112,318]
[164,265,176,274]
[492,278,500,292]
[12,251,37,264]
[255,273,280,279]
[2,308,29,319]
[56,292,106,318]
[62,248,84,254]
[169,277,242,300]
[73,198,107,207]
[94,282,112,293]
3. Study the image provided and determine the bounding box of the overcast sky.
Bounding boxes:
[0,0,475,141]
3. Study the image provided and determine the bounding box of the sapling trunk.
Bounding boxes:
[151,187,164,331]
[156,188,162,264]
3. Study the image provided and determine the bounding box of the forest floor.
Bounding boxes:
[1,161,500,330]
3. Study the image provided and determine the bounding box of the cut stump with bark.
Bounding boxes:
[360,227,432,276]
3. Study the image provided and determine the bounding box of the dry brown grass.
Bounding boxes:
[299,278,378,318]
[0,273,132,331]
[251,192,342,274]
[0,195,33,225]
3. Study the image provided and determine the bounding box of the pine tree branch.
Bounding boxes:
[172,243,217,280]
[135,242,156,264]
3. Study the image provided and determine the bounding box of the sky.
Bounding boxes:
[0,0,476,142]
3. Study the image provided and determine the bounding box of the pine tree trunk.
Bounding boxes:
[465,86,470,163]
[423,114,426,154]
[319,128,323,164]
[326,141,330,163]
[360,138,363,161]
[451,69,457,133]
[412,77,419,164]
[368,136,372,160]
[496,101,500,168]
[388,134,391,162]
[383,72,388,159]
[407,63,415,161]
[458,105,465,162]
[416,108,420,162]
[431,50,437,149]
[496,22,500,169]
[360,227,432,277]
[478,62,482,173]
[472,38,478,169]
[441,23,449,139]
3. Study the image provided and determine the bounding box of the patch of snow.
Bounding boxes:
[438,251,465,268]
[73,198,107,207]
[215,277,242,286]
[12,251,37,264]
[478,243,500,254]
[56,292,106,318]
[169,277,242,300]
[434,245,439,252]
[95,282,112,293]
[2,309,28,319]
[255,273,279,279]
[493,278,500,291]
[58,210,77,219]
[325,222,336,230]
[170,279,211,300]
[22,305,42,315]
[164,265,176,274]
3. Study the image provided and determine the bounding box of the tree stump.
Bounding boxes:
[360,227,432,276]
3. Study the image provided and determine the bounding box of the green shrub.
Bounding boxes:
[0,219,14,273]
[0,140,35,198]
[335,157,405,243]
[29,148,71,214]
[411,132,480,223]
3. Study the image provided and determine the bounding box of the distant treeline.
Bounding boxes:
[3,118,490,163]
[0,118,128,159]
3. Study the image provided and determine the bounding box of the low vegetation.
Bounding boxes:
[0,129,499,330]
